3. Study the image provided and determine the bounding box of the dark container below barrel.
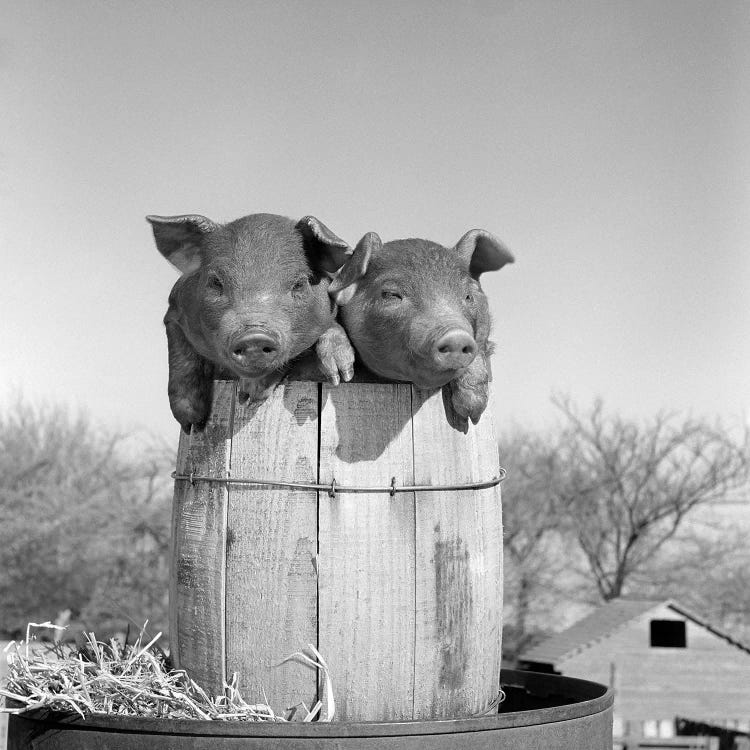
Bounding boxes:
[7,669,613,749]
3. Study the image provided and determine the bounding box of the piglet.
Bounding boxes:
[328,230,514,430]
[149,212,355,432]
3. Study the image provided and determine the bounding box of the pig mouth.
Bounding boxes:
[411,368,468,389]
[365,356,468,390]
[225,356,289,379]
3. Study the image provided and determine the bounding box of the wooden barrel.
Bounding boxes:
[170,379,503,722]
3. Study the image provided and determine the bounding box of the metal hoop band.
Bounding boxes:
[171,467,507,498]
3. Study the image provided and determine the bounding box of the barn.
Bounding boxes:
[518,598,750,747]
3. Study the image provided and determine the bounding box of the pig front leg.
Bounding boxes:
[443,354,490,432]
[315,321,355,386]
[166,321,214,433]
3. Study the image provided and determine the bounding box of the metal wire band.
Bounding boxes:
[171,467,506,497]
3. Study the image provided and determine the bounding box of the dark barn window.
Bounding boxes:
[650,619,687,648]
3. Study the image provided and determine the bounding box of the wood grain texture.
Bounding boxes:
[170,381,233,695]
[411,387,503,719]
[317,383,417,721]
[616,650,750,723]
[224,382,319,709]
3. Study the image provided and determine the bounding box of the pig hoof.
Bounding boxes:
[316,328,356,386]
[454,398,486,425]
[441,385,470,433]
[337,349,356,383]
[341,364,354,382]
[171,396,210,434]
[448,382,487,426]
[317,351,352,386]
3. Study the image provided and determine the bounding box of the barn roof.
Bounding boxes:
[519,598,750,667]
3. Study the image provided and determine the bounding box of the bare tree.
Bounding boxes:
[552,395,750,601]
[0,396,173,639]
[499,428,573,659]
[636,525,750,643]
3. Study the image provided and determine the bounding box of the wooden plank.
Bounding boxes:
[318,383,416,721]
[615,650,750,722]
[170,381,233,695]
[411,387,503,718]
[224,381,319,710]
[167,428,189,669]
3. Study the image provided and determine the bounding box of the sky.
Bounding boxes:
[2,0,749,441]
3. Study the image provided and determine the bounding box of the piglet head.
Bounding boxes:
[329,229,514,388]
[149,212,350,381]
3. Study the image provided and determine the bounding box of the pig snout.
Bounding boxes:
[229,329,280,370]
[433,328,478,370]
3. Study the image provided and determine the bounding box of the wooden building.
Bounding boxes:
[519,598,750,745]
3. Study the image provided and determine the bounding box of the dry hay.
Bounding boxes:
[0,622,334,722]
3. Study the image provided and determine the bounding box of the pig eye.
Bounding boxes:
[292,276,310,293]
[207,274,224,294]
[381,290,403,302]
[465,292,474,303]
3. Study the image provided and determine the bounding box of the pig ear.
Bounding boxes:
[454,229,515,280]
[146,214,219,274]
[328,232,381,306]
[296,216,351,274]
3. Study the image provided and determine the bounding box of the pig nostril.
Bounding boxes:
[231,333,279,362]
[434,330,477,365]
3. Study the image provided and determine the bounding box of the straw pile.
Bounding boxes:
[1,622,334,722]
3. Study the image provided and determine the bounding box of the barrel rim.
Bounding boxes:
[9,670,613,737]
